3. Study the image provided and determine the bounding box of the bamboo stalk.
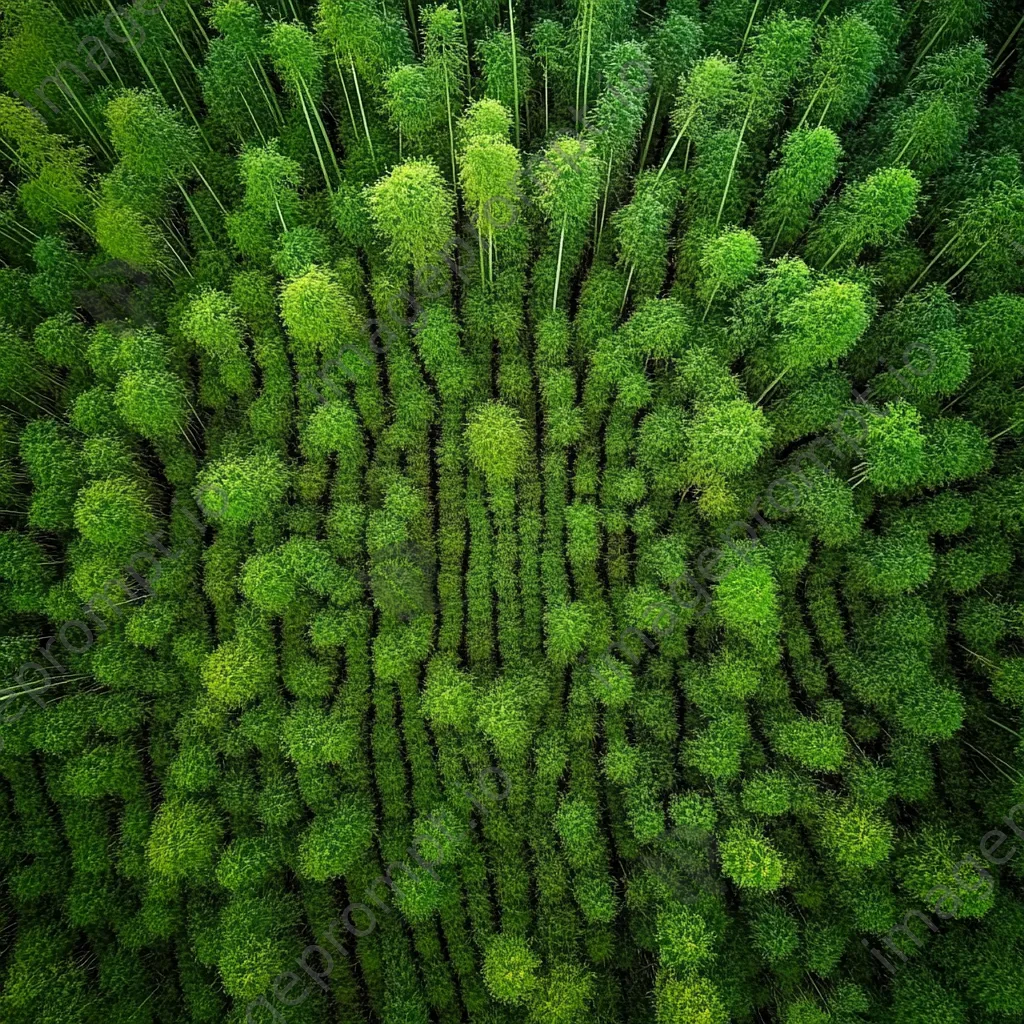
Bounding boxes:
[552,212,567,311]
[350,56,377,169]
[655,107,696,181]
[715,101,752,230]
[638,88,661,172]
[333,49,360,138]
[508,0,520,148]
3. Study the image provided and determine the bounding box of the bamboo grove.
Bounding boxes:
[2,0,1024,1020]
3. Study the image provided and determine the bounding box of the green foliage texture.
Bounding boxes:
[2,0,1024,1021]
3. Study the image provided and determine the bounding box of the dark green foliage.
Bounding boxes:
[1,2,1023,1022]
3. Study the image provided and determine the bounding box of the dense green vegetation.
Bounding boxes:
[2,0,1024,1020]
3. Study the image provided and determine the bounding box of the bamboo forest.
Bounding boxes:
[2,0,1024,1020]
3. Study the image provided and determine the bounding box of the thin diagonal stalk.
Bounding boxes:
[350,56,377,170]
[333,49,359,137]
[638,88,661,171]
[552,212,567,311]
[509,0,520,148]
[295,81,333,191]
[715,101,752,230]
